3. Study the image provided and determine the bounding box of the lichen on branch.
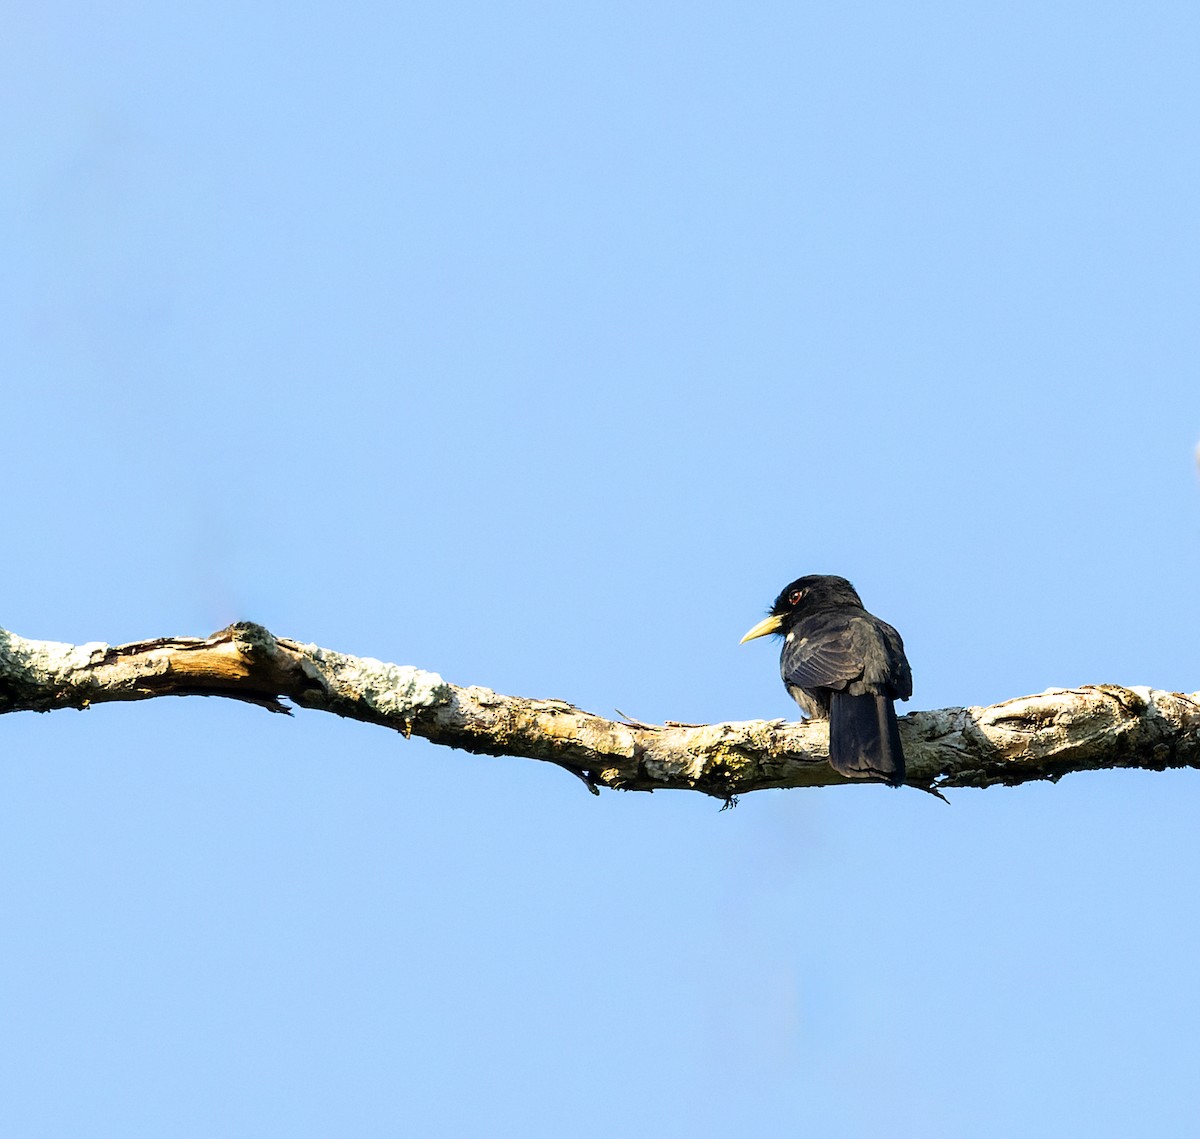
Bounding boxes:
[2,623,1198,795]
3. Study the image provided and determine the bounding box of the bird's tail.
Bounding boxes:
[828,692,905,787]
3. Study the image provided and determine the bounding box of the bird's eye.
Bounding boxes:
[788,589,805,605]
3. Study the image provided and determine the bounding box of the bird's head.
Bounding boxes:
[739,574,863,643]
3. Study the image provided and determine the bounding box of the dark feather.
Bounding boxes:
[829,692,905,786]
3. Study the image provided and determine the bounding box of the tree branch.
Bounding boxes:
[2,622,1198,795]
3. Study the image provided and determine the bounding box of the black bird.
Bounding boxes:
[740,575,912,786]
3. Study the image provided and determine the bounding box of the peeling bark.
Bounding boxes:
[2,623,1198,795]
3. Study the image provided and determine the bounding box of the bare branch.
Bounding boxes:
[2,623,1198,795]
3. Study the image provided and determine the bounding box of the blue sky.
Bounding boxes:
[3,1,1199,1135]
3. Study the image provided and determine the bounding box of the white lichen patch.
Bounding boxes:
[359,661,449,715]
[640,729,710,783]
[0,632,110,681]
[302,645,449,715]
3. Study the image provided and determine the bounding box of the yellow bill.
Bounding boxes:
[739,614,783,644]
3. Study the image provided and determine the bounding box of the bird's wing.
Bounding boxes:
[881,620,913,699]
[848,616,912,699]
[779,615,864,692]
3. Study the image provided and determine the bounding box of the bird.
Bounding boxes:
[740,574,912,786]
